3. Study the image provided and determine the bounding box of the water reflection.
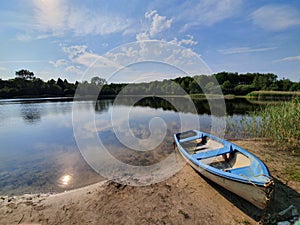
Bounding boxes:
[0,97,262,195]
[20,103,43,123]
[0,100,102,195]
[225,98,261,115]
[58,174,72,187]
[95,99,112,113]
[112,97,261,116]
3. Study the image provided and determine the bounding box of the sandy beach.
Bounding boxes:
[1,140,299,225]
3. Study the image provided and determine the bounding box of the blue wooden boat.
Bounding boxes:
[174,130,274,209]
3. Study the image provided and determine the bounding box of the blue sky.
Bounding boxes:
[0,0,300,82]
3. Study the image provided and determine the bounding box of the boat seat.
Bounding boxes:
[225,166,253,177]
[193,147,232,160]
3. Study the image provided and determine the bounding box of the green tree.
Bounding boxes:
[56,78,65,90]
[47,79,56,86]
[15,69,35,80]
[189,80,201,94]
[91,77,107,86]
[0,78,4,89]
[221,80,233,94]
[252,73,277,90]
[204,82,216,93]
[290,82,300,91]
[277,78,293,91]
[234,85,254,95]
[32,78,44,95]
[179,77,193,93]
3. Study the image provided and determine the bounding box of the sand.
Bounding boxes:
[1,140,299,225]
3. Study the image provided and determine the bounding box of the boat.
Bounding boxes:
[173,130,274,209]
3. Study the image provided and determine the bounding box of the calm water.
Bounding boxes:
[0,97,259,195]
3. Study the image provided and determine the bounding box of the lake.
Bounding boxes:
[0,97,260,195]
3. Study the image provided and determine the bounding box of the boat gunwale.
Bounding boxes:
[174,130,272,187]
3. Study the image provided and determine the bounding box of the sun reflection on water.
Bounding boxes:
[59,174,72,187]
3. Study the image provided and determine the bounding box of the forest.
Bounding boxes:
[0,69,299,99]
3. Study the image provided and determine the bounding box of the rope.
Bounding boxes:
[239,174,258,187]
[254,174,273,180]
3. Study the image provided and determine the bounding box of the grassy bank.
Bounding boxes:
[190,91,300,101]
[227,97,300,152]
[260,97,300,151]
[247,90,300,101]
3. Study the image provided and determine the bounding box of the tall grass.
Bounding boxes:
[226,97,300,151]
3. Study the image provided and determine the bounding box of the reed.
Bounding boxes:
[247,91,300,101]
[226,97,300,151]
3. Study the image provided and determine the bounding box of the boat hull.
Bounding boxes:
[174,130,274,209]
[179,150,270,209]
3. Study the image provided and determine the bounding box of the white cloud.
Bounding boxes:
[180,0,243,30]
[61,45,123,80]
[15,33,52,41]
[143,10,173,37]
[169,35,198,46]
[32,0,67,35]
[62,45,103,67]
[135,10,172,43]
[251,5,300,31]
[75,52,103,67]
[274,55,300,62]
[66,7,130,36]
[65,65,82,74]
[136,32,150,42]
[219,47,277,54]
[57,41,211,83]
[145,10,157,20]
[49,59,68,68]
[62,45,88,60]
[42,45,123,81]
[31,0,130,36]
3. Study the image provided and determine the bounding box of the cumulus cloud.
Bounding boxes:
[62,45,102,67]
[61,45,123,76]
[62,45,88,60]
[136,32,150,42]
[169,35,198,46]
[135,10,199,48]
[251,5,300,31]
[146,10,173,37]
[145,10,157,20]
[140,10,173,38]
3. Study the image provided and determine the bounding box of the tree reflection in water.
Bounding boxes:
[20,103,43,123]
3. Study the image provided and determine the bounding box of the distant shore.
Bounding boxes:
[1,90,299,102]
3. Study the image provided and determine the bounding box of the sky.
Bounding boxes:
[0,0,300,83]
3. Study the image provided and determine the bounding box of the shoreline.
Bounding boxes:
[1,140,299,224]
[0,165,258,225]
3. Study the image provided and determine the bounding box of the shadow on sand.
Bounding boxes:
[198,173,300,223]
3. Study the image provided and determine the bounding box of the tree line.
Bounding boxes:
[0,69,299,99]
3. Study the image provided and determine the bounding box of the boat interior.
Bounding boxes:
[178,133,252,175]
